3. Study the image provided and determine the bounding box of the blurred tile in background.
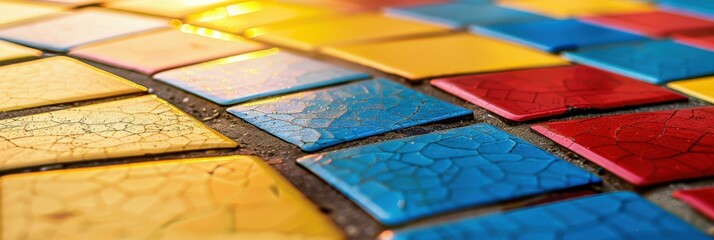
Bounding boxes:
[104,0,242,18]
[386,2,551,29]
[499,0,654,18]
[583,10,714,37]
[0,0,67,25]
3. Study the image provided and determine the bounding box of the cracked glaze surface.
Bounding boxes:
[155,48,370,105]
[1,155,344,240]
[532,107,714,186]
[674,187,714,221]
[0,95,237,170]
[386,192,710,240]
[298,124,600,225]
[0,57,147,112]
[431,65,686,121]
[227,79,472,152]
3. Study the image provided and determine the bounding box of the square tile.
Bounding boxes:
[155,48,370,105]
[661,0,714,19]
[432,65,686,121]
[471,19,647,52]
[674,187,714,221]
[227,79,472,151]
[675,31,714,51]
[0,56,147,112]
[499,0,654,18]
[583,11,714,37]
[70,29,266,74]
[389,192,710,239]
[0,8,168,52]
[252,13,449,52]
[0,40,42,64]
[386,2,551,28]
[322,33,568,80]
[0,1,67,25]
[298,124,600,225]
[563,40,714,84]
[0,95,237,170]
[1,156,343,240]
[532,107,714,186]
[668,76,714,103]
[104,0,241,18]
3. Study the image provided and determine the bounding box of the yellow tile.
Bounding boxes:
[185,1,334,34]
[252,13,449,52]
[668,77,714,104]
[1,155,344,240]
[0,1,67,25]
[322,33,568,80]
[498,0,654,18]
[0,57,147,112]
[0,39,42,64]
[104,0,243,18]
[0,95,237,170]
[36,0,105,7]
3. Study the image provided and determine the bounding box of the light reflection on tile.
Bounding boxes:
[0,1,67,26]
[500,0,655,18]
[36,0,106,7]
[104,0,243,18]
[1,155,344,240]
[0,40,42,64]
[0,95,237,170]
[155,48,370,105]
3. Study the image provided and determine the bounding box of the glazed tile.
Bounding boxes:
[432,65,686,122]
[104,0,241,18]
[668,76,714,103]
[0,95,237,170]
[532,107,714,186]
[674,187,714,221]
[582,11,714,37]
[563,40,714,84]
[155,48,370,105]
[252,13,449,52]
[661,0,714,19]
[471,19,647,52]
[387,192,709,240]
[36,0,105,7]
[227,79,472,152]
[0,40,42,64]
[322,33,567,80]
[499,0,654,18]
[1,155,344,240]
[0,1,67,25]
[675,31,714,51]
[298,124,600,225]
[70,29,266,74]
[385,2,551,29]
[0,57,146,112]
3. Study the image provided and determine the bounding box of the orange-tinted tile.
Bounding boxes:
[0,39,42,64]
[500,0,654,18]
[0,1,67,25]
[104,0,243,18]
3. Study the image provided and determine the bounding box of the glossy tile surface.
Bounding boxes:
[674,187,714,221]
[252,13,449,52]
[532,107,714,186]
[1,155,344,240]
[432,65,686,121]
[0,1,66,25]
[668,76,714,103]
[0,57,147,112]
[583,11,714,37]
[323,33,568,80]
[386,2,551,28]
[675,31,714,51]
[227,79,472,152]
[0,8,168,52]
[471,19,647,52]
[0,95,237,170]
[298,124,600,225]
[70,29,266,74]
[564,40,714,84]
[155,48,370,105]
[387,192,710,240]
[499,0,654,18]
[104,0,241,18]
[0,39,42,64]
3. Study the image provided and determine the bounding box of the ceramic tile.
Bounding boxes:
[1,155,344,240]
[668,76,714,103]
[674,187,714,221]
[298,124,600,225]
[35,0,106,7]
[0,1,67,25]
[674,31,714,51]
[155,48,370,105]
[227,79,472,152]
[499,0,654,18]
[0,95,237,170]
[104,0,242,18]
[386,2,551,28]
[0,39,42,64]
[583,11,714,37]
[660,0,714,19]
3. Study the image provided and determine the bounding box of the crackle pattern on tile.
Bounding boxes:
[386,192,710,240]
[298,124,600,225]
[104,0,242,18]
[0,1,67,25]
[0,95,237,170]
[1,155,344,240]
[0,57,147,112]
[0,40,42,64]
[674,187,714,221]
[431,65,686,121]
[499,0,654,18]
[227,79,472,152]
[532,107,714,186]
[155,48,370,105]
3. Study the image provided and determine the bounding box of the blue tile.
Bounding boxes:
[386,3,551,29]
[297,124,600,225]
[154,49,370,105]
[564,39,714,84]
[471,19,647,52]
[390,192,710,240]
[227,79,472,151]
[661,0,714,20]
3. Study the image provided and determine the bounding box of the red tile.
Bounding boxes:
[431,65,685,122]
[583,11,714,37]
[675,31,714,51]
[674,187,714,220]
[532,107,714,186]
